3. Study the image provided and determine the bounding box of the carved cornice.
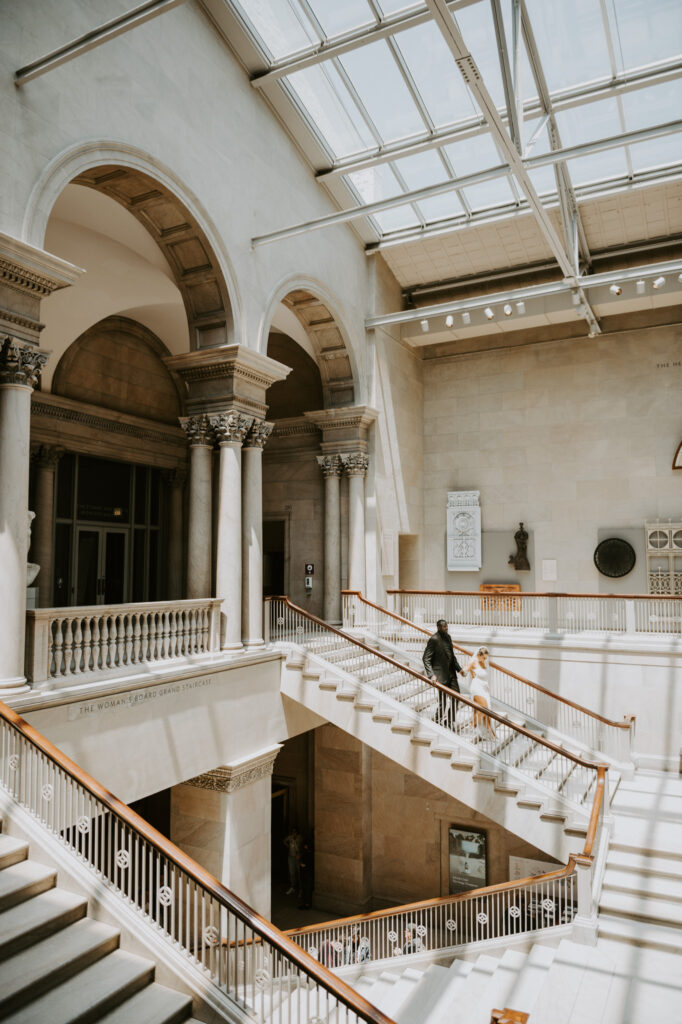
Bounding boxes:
[31,444,64,470]
[341,452,369,477]
[164,345,291,391]
[0,310,44,333]
[244,419,274,450]
[32,396,183,445]
[0,233,85,296]
[0,337,48,388]
[185,745,281,793]
[211,411,253,446]
[304,405,378,433]
[180,414,214,447]
[317,453,343,478]
[271,418,319,439]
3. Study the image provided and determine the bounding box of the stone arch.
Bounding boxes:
[259,276,360,408]
[22,142,242,351]
[52,316,184,424]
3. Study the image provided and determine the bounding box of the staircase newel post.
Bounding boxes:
[572,854,597,945]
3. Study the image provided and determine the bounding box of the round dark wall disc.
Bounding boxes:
[593,538,636,578]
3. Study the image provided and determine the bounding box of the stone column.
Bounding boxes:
[342,453,369,596]
[242,420,274,648]
[170,745,281,918]
[316,453,343,624]
[180,415,214,600]
[164,468,186,600]
[213,412,252,650]
[31,445,62,608]
[0,338,49,692]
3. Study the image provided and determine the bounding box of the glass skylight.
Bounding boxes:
[232,0,682,242]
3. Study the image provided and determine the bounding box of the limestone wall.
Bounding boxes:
[422,323,682,595]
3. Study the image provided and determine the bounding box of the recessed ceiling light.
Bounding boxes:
[609,285,622,296]
[420,319,429,332]
[515,301,526,314]
[484,307,495,320]
[445,314,454,328]
[461,311,471,325]
[503,303,513,317]
[653,276,666,289]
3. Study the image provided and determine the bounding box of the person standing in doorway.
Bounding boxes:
[423,619,464,727]
[284,825,302,896]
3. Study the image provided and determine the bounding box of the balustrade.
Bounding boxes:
[25,599,221,685]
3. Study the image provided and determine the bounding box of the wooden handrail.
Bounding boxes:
[386,588,681,601]
[583,765,607,858]
[342,591,632,731]
[0,700,396,1024]
[270,596,611,772]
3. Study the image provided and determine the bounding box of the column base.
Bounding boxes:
[221,641,244,653]
[242,638,266,651]
[0,676,30,695]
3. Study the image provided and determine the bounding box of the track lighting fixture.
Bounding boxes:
[609,285,622,296]
[653,276,666,289]
[515,301,526,314]
[461,311,471,325]
[420,319,429,332]
[503,304,513,317]
[636,280,646,295]
[484,307,495,320]
[445,315,454,328]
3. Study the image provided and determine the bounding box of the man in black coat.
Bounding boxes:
[423,619,463,727]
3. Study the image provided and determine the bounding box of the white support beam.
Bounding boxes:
[364,258,682,329]
[316,58,682,181]
[15,0,189,84]
[491,0,521,152]
[251,120,681,247]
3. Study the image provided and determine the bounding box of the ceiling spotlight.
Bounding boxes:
[516,301,526,315]
[484,307,495,320]
[609,285,622,296]
[503,303,513,317]
[653,276,666,289]
[636,279,646,295]
[445,314,454,328]
[678,273,682,283]
[420,319,429,332]
[461,311,471,325]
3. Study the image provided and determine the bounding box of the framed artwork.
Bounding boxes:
[448,825,488,894]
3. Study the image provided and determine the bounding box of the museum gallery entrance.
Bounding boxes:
[52,453,162,607]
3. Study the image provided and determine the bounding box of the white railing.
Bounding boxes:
[343,592,635,766]
[25,599,222,685]
[386,590,682,638]
[0,701,396,1024]
[288,869,578,968]
[269,597,608,814]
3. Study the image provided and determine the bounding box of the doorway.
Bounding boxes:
[75,527,128,605]
[263,519,286,596]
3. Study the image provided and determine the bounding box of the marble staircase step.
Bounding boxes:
[601,864,682,902]
[433,952,500,1023]
[598,912,682,954]
[598,888,682,929]
[0,834,29,870]
[606,847,682,880]
[96,982,194,1024]
[0,859,56,912]
[0,887,88,962]
[530,939,616,1024]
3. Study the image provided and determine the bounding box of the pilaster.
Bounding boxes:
[242,418,274,647]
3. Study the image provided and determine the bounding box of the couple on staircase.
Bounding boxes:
[423,619,495,739]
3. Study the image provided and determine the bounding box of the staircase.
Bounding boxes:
[0,828,202,1024]
[277,613,612,862]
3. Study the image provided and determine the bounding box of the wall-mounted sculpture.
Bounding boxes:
[508,522,531,571]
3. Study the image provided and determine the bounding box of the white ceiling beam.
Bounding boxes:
[15,0,189,84]
[364,258,682,328]
[491,0,521,153]
[249,0,479,87]
[251,120,682,247]
[316,58,682,181]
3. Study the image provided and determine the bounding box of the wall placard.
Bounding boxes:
[447,491,481,572]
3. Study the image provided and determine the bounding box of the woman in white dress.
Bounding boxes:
[464,646,495,739]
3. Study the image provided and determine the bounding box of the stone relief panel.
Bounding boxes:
[447,491,481,572]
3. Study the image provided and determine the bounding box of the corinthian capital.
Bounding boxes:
[211,411,253,446]
[31,444,64,470]
[244,419,274,450]
[179,414,214,447]
[341,452,369,477]
[0,337,48,389]
[316,453,343,478]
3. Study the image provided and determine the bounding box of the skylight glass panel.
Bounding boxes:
[461,176,515,210]
[237,0,318,61]
[526,165,558,196]
[339,39,426,142]
[348,164,403,204]
[620,80,682,132]
[444,132,504,177]
[500,3,539,105]
[417,191,465,223]
[524,0,611,93]
[523,118,559,195]
[288,64,375,157]
[454,3,506,109]
[304,0,375,40]
[393,23,478,128]
[628,135,682,173]
[567,149,628,185]
[374,0,422,15]
[393,149,450,191]
[372,205,421,233]
[557,97,628,184]
[611,0,682,70]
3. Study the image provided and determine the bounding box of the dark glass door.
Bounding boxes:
[75,528,127,605]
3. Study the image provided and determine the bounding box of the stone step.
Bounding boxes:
[602,864,682,902]
[1,948,156,1024]
[0,887,88,962]
[599,889,682,930]
[96,981,193,1024]
[434,952,501,1023]
[0,859,56,912]
[606,848,682,881]
[0,834,28,870]
[0,918,120,1016]
[598,912,682,954]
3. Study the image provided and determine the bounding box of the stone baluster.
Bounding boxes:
[242,419,274,648]
[180,415,214,600]
[212,412,253,650]
[316,453,343,624]
[341,453,369,595]
[0,338,49,692]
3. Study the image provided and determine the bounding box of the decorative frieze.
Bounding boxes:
[0,256,69,298]
[244,419,274,450]
[185,745,281,793]
[211,411,253,445]
[0,337,48,388]
[341,452,369,477]
[316,453,343,478]
[31,395,184,446]
[180,413,214,447]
